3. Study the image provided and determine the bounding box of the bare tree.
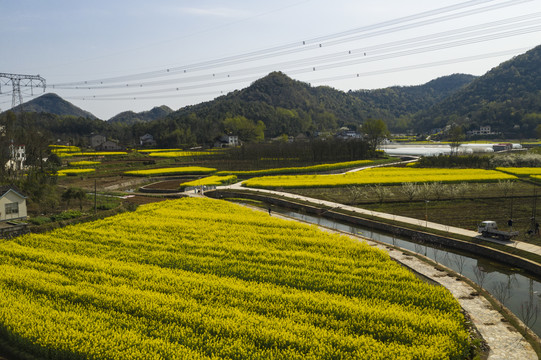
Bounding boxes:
[370,184,394,204]
[492,281,512,308]
[520,300,539,329]
[430,182,445,201]
[455,182,470,199]
[447,184,460,199]
[472,264,489,288]
[420,182,433,201]
[452,253,467,275]
[399,182,419,201]
[496,179,515,198]
[346,185,366,204]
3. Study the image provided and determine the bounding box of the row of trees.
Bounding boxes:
[347,180,516,204]
[227,137,378,164]
[0,107,392,151]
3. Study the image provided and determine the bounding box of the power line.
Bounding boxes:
[58,23,541,100]
[50,0,524,88]
[62,48,526,102]
[51,13,541,91]
[308,47,530,84]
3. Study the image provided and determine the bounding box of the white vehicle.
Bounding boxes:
[478,220,518,241]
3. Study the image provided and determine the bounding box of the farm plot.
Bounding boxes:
[0,198,470,359]
[124,166,216,176]
[243,167,517,189]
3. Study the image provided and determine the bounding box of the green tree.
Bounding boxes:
[223,116,265,142]
[62,187,87,210]
[361,119,390,151]
[447,124,465,155]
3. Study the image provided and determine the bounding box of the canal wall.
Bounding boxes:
[206,189,541,277]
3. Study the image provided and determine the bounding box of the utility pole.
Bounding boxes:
[0,73,46,112]
[532,187,538,235]
[94,179,97,214]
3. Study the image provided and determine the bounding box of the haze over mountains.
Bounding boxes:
[6,44,541,141]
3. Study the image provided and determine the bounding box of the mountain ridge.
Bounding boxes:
[415,44,541,134]
[5,44,541,144]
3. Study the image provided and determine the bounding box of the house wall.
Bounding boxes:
[90,135,107,148]
[0,190,27,221]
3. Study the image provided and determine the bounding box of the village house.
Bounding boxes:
[5,143,26,171]
[139,133,156,147]
[89,134,122,151]
[467,125,497,136]
[96,140,123,151]
[0,186,27,222]
[214,135,239,148]
[89,134,107,148]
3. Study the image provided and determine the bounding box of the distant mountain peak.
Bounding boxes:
[12,92,97,119]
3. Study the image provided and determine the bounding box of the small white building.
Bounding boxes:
[0,187,27,222]
[214,135,239,148]
[468,125,497,136]
[6,144,26,171]
[139,133,156,147]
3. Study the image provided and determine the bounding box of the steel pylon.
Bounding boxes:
[0,73,46,111]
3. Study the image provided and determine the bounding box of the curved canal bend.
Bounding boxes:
[259,204,541,338]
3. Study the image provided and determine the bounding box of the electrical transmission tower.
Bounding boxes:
[0,73,46,111]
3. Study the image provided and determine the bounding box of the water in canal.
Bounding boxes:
[270,205,541,337]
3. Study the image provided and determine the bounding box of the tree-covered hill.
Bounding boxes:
[11,93,97,119]
[415,44,541,135]
[160,71,390,143]
[108,105,173,125]
[350,74,477,118]
[150,71,475,145]
[5,44,541,147]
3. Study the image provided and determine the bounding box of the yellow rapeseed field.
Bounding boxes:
[68,161,101,166]
[0,198,470,359]
[495,167,541,176]
[124,166,216,176]
[180,175,237,187]
[148,151,221,158]
[216,160,374,176]
[243,167,517,189]
[57,168,96,176]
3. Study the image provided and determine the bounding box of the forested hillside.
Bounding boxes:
[415,44,541,135]
[108,105,173,125]
[350,74,477,131]
[135,71,474,145]
[12,93,97,119]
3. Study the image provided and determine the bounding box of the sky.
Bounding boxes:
[1,0,541,119]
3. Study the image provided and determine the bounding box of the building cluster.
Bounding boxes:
[89,134,123,151]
